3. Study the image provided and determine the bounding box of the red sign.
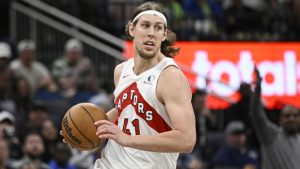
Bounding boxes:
[124,42,300,109]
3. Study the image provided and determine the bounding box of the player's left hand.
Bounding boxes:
[95,120,131,147]
[60,130,75,149]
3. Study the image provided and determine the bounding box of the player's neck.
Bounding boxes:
[133,54,164,75]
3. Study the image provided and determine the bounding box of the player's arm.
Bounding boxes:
[96,66,196,153]
[105,62,125,122]
[133,66,196,152]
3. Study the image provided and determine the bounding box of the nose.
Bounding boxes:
[147,27,155,37]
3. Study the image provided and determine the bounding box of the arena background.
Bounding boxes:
[0,0,299,169]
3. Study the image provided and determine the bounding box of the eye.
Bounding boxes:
[141,23,150,29]
[154,25,163,31]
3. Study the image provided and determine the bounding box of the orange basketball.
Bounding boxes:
[61,103,108,150]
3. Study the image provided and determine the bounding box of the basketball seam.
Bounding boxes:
[80,105,101,146]
[62,111,80,147]
[68,109,95,149]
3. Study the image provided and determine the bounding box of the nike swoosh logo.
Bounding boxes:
[123,74,130,78]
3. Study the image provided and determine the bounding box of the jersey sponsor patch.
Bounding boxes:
[143,75,155,85]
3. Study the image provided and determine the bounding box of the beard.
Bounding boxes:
[137,46,159,60]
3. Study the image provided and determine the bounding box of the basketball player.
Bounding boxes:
[61,2,196,169]
[93,2,196,169]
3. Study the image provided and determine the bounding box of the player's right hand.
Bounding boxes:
[95,120,131,147]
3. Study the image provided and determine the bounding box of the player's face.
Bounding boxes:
[130,14,167,59]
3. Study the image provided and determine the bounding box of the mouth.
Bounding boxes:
[143,41,155,49]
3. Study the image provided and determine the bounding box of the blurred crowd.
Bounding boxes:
[40,0,300,41]
[0,39,113,169]
[177,80,300,169]
[0,0,299,41]
[0,38,299,169]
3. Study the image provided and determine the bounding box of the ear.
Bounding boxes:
[129,23,135,38]
[162,29,167,42]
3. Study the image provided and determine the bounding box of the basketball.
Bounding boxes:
[61,103,108,150]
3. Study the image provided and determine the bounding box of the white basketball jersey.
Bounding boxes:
[94,57,179,169]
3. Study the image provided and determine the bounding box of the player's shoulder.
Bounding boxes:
[157,64,191,102]
[114,61,126,74]
[160,64,184,81]
[114,61,127,86]
[158,64,188,91]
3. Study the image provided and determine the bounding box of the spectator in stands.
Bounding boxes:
[0,42,16,114]
[27,101,48,128]
[183,0,223,20]
[267,0,298,41]
[19,101,49,138]
[177,90,212,169]
[160,0,184,33]
[41,119,58,163]
[88,81,114,112]
[212,121,260,169]
[250,68,300,169]
[223,0,263,40]
[195,90,218,130]
[193,89,224,168]
[48,142,77,169]
[11,132,49,169]
[69,148,95,169]
[10,39,55,95]
[52,38,96,98]
[19,162,38,169]
[0,111,22,160]
[0,139,14,169]
[293,0,300,40]
[97,0,115,35]
[13,78,33,127]
[177,154,201,169]
[0,42,11,67]
[182,0,223,40]
[0,111,15,138]
[224,82,259,147]
[193,90,217,155]
[224,83,251,126]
